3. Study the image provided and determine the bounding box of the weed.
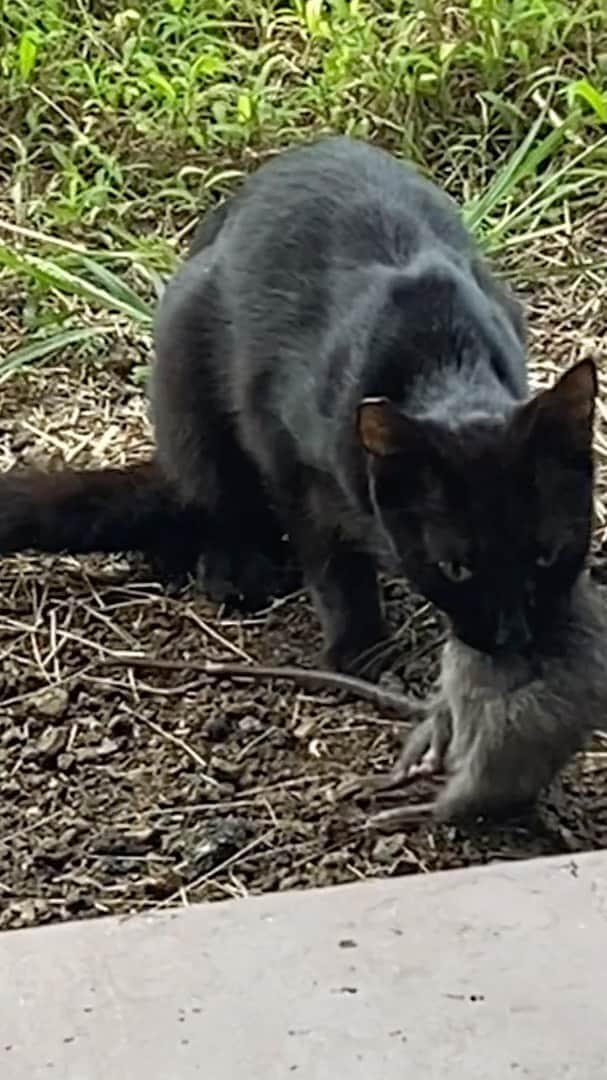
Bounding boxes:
[1,1,606,377]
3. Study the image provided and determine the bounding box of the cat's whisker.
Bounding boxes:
[353,635,402,678]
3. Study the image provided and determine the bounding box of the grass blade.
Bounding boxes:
[0,245,153,324]
[0,325,114,384]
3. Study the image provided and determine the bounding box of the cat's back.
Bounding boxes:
[155,136,469,368]
[236,137,458,219]
[215,135,473,276]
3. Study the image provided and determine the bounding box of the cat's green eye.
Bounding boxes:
[438,560,473,583]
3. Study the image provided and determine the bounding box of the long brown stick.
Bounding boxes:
[102,654,426,721]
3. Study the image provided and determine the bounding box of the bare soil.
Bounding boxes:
[2,544,607,932]
[2,223,607,931]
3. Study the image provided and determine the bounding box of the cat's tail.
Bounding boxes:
[0,460,204,578]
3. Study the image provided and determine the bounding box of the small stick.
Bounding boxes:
[135,713,219,788]
[102,654,426,721]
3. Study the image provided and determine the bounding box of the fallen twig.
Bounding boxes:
[102,654,424,721]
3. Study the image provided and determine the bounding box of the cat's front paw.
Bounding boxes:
[196,545,300,612]
[147,546,199,593]
[236,549,301,608]
[196,549,240,606]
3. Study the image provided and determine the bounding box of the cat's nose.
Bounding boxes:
[495,607,532,651]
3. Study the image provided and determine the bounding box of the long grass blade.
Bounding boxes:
[0,325,114,383]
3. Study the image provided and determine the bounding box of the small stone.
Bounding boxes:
[74,746,99,764]
[372,835,407,865]
[210,754,244,779]
[145,868,182,899]
[11,430,31,452]
[36,726,67,762]
[118,828,158,855]
[203,779,235,799]
[185,816,248,873]
[74,747,94,764]
[278,874,301,891]
[224,702,249,718]
[76,738,120,763]
[238,715,262,735]
[1,726,22,746]
[97,737,120,758]
[293,717,317,740]
[108,715,133,738]
[32,839,71,868]
[6,899,38,927]
[32,687,69,719]
[57,752,75,772]
[203,714,229,740]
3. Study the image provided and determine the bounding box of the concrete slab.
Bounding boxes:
[2,851,607,1079]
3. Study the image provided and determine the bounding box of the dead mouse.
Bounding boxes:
[344,574,607,830]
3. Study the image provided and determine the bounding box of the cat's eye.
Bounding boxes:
[437,560,473,583]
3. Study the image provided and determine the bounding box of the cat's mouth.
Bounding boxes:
[494,607,532,653]
[451,607,534,658]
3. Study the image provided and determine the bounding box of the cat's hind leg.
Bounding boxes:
[151,272,289,610]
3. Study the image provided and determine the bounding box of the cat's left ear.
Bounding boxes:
[523,358,598,451]
[357,397,418,456]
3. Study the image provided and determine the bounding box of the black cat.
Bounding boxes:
[0,136,596,674]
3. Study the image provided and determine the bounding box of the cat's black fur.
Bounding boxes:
[0,137,597,673]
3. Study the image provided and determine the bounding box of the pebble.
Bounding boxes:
[238,715,263,735]
[278,874,301,891]
[210,754,244,779]
[31,687,69,719]
[1,726,22,746]
[74,738,119,764]
[203,714,229,740]
[36,726,67,762]
[108,715,133,738]
[372,835,407,864]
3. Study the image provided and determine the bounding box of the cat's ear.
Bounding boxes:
[516,358,597,452]
[535,358,597,450]
[357,397,420,456]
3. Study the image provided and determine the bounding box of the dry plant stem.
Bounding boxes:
[103,655,425,720]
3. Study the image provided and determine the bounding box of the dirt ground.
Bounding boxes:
[2,221,607,931]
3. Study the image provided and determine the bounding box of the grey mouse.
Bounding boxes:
[344,574,607,829]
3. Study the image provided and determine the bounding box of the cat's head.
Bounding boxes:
[357,358,597,655]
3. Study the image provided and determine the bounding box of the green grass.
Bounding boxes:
[1,0,607,378]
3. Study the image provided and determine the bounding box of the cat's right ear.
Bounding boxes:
[519,357,598,453]
[357,397,417,456]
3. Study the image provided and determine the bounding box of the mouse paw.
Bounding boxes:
[365,800,436,832]
[407,746,443,779]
